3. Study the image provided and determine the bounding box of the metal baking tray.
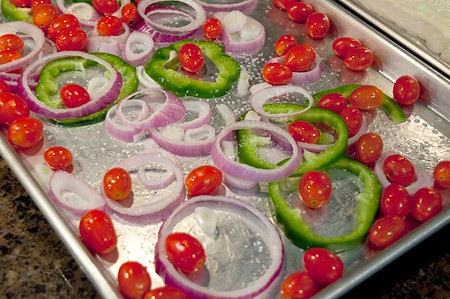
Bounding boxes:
[1,1,449,298]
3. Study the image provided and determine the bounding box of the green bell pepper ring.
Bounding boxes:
[268,156,381,249]
[312,84,407,124]
[1,0,32,22]
[144,39,240,98]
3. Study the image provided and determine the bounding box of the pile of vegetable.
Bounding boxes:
[0,0,449,298]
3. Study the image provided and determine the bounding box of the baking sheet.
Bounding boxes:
[0,1,449,298]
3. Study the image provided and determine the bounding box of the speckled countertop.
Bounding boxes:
[1,156,449,299]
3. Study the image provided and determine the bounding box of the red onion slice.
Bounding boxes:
[0,21,45,73]
[123,31,155,66]
[155,195,284,299]
[87,36,121,56]
[134,18,198,43]
[194,0,257,13]
[173,100,212,130]
[49,170,106,216]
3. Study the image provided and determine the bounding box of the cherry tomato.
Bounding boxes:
[11,0,31,8]
[332,37,362,58]
[33,4,60,32]
[302,247,344,285]
[143,286,188,299]
[44,146,73,170]
[285,45,316,72]
[79,209,117,255]
[31,0,51,11]
[0,50,23,71]
[121,3,139,27]
[280,271,321,299]
[433,160,450,188]
[185,165,223,196]
[411,187,442,223]
[262,62,293,85]
[178,43,204,73]
[60,83,91,108]
[393,75,420,106]
[286,2,314,23]
[203,17,222,40]
[274,34,297,57]
[369,215,407,248]
[91,0,120,16]
[0,92,30,128]
[382,154,415,186]
[344,47,373,71]
[97,15,123,36]
[349,85,384,110]
[272,0,296,10]
[354,132,383,164]
[0,34,24,52]
[339,106,363,138]
[165,232,206,273]
[47,14,81,41]
[379,184,411,218]
[8,117,43,148]
[118,261,152,299]
[0,78,10,93]
[298,170,332,209]
[55,27,88,51]
[103,167,132,200]
[305,12,330,39]
[317,93,348,114]
[288,120,321,144]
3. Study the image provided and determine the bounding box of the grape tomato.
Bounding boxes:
[0,34,24,52]
[44,146,73,170]
[79,209,117,255]
[280,271,321,299]
[121,3,139,26]
[31,0,51,11]
[274,34,297,57]
[0,92,30,128]
[185,165,223,196]
[55,27,88,51]
[332,37,362,58]
[91,0,120,16]
[369,215,407,248]
[11,0,31,8]
[433,160,450,188]
[305,12,330,39]
[317,93,348,114]
[60,83,91,108]
[118,261,152,299]
[379,184,411,218]
[411,187,442,223]
[298,170,332,209]
[8,116,43,148]
[349,85,384,110]
[382,154,415,186]
[47,14,81,41]
[272,0,296,11]
[103,167,133,200]
[354,132,383,164]
[285,44,316,72]
[262,62,293,85]
[143,286,188,299]
[302,248,344,285]
[286,2,314,23]
[32,4,60,32]
[344,47,373,71]
[97,15,123,36]
[178,43,205,73]
[393,75,421,106]
[164,232,206,273]
[339,106,363,138]
[0,50,23,68]
[288,120,321,144]
[0,78,10,93]
[203,17,223,40]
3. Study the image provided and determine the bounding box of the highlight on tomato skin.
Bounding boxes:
[332,37,362,58]
[178,43,205,73]
[262,62,293,85]
[393,75,421,106]
[0,92,30,128]
[379,184,411,218]
[349,85,384,111]
[344,47,373,71]
[354,132,383,164]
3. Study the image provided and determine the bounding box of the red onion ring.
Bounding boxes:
[90,21,131,51]
[155,195,284,299]
[194,0,257,13]
[138,164,176,189]
[55,0,100,30]
[49,170,106,216]
[134,18,198,43]
[173,100,212,130]
[136,66,162,88]
[87,36,121,56]
[18,51,123,120]
[211,120,302,182]
[374,150,434,196]
[0,21,45,73]
[268,54,324,84]
[123,31,155,66]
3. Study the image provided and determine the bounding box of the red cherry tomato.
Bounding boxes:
[44,146,73,170]
[8,116,43,148]
[286,2,313,23]
[97,15,123,36]
[178,43,205,73]
[0,50,23,72]
[0,78,10,93]
[302,247,344,285]
[349,85,384,110]
[121,3,139,26]
[369,215,407,248]
[339,106,363,138]
[60,83,91,108]
[393,75,420,106]
[272,0,296,10]
[285,45,316,72]
[79,209,117,255]
[317,93,348,114]
[32,4,60,32]
[103,167,132,200]
[411,187,442,222]
[11,0,31,8]
[433,160,450,188]
[185,165,223,196]
[0,92,30,128]
[91,0,119,16]
[262,62,293,85]
[47,14,80,41]
[298,170,332,209]
[344,47,373,71]
[203,17,223,40]
[0,34,24,52]
[355,132,383,164]
[143,286,188,299]
[280,271,321,299]
[117,261,152,299]
[382,154,415,186]
[332,37,362,58]
[165,232,206,273]
[305,12,330,39]
[31,0,51,11]
[274,34,297,57]
[55,27,88,51]
[288,120,320,144]
[379,184,411,218]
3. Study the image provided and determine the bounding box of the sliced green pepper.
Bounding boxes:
[144,39,240,98]
[1,0,32,22]
[268,156,381,249]
[312,84,407,124]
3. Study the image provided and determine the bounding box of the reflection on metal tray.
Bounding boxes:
[0,1,449,299]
